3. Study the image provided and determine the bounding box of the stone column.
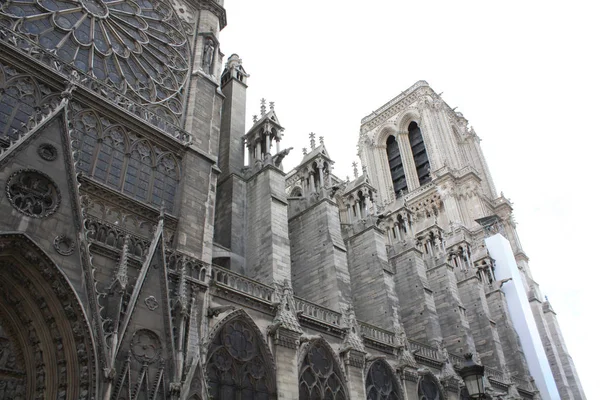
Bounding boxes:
[272,329,302,400]
[343,350,366,399]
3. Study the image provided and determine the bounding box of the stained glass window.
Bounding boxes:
[299,341,347,400]
[93,127,126,189]
[418,375,441,400]
[206,319,276,400]
[1,0,190,119]
[366,359,401,400]
[71,107,180,212]
[0,64,61,146]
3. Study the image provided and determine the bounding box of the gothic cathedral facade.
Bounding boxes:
[0,0,585,399]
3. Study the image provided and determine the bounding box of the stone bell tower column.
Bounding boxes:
[214,54,249,272]
[175,0,226,262]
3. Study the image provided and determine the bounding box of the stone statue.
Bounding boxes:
[202,39,215,73]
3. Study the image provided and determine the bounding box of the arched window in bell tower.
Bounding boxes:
[408,121,431,186]
[386,135,407,197]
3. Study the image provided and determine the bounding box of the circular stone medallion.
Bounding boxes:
[5,169,61,218]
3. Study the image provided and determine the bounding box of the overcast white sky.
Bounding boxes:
[219,0,599,394]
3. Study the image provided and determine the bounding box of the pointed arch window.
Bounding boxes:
[408,121,431,186]
[71,108,181,213]
[299,341,347,400]
[386,135,407,197]
[93,127,127,190]
[0,66,61,146]
[152,154,179,211]
[206,318,276,400]
[366,359,401,400]
[418,375,441,400]
[73,111,101,174]
[124,140,153,202]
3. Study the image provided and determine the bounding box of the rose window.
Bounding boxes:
[0,0,190,117]
[5,169,61,218]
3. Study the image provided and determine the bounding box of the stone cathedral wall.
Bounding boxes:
[0,0,586,398]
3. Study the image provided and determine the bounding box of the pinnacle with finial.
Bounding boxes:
[260,98,266,116]
[302,147,307,155]
[253,115,258,123]
[309,132,316,149]
[352,161,358,178]
[319,136,324,145]
[269,101,275,111]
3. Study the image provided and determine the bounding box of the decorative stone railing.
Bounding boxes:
[454,165,478,178]
[295,298,342,326]
[211,266,274,302]
[358,322,396,345]
[485,366,508,384]
[84,217,149,258]
[408,340,441,361]
[512,376,532,390]
[404,181,436,202]
[164,249,210,282]
[447,353,465,367]
[0,28,191,143]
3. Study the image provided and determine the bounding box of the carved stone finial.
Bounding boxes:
[319,136,324,145]
[309,132,316,149]
[352,162,358,179]
[253,115,258,123]
[269,101,275,111]
[302,148,307,156]
[340,305,365,353]
[346,176,350,183]
[112,234,130,292]
[260,98,266,116]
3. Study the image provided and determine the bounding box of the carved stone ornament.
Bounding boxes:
[37,143,58,161]
[53,234,75,256]
[1,0,191,117]
[130,329,162,364]
[5,169,61,218]
[145,295,159,311]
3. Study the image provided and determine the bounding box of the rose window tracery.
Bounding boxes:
[5,169,61,218]
[0,0,190,118]
[366,359,401,400]
[206,318,275,400]
[418,375,441,400]
[299,341,347,400]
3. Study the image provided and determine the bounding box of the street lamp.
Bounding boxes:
[458,353,486,399]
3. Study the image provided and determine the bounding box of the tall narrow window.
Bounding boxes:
[408,121,431,186]
[386,135,407,197]
[124,141,153,203]
[206,318,276,400]
[299,341,347,400]
[93,127,126,190]
[366,359,401,400]
[418,375,441,400]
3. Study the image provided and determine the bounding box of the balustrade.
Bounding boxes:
[408,340,440,361]
[358,322,395,345]
[211,266,274,302]
[295,298,341,326]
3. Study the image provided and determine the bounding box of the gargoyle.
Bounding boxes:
[273,147,293,168]
[207,304,235,318]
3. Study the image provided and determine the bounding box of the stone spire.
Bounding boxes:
[352,161,358,179]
